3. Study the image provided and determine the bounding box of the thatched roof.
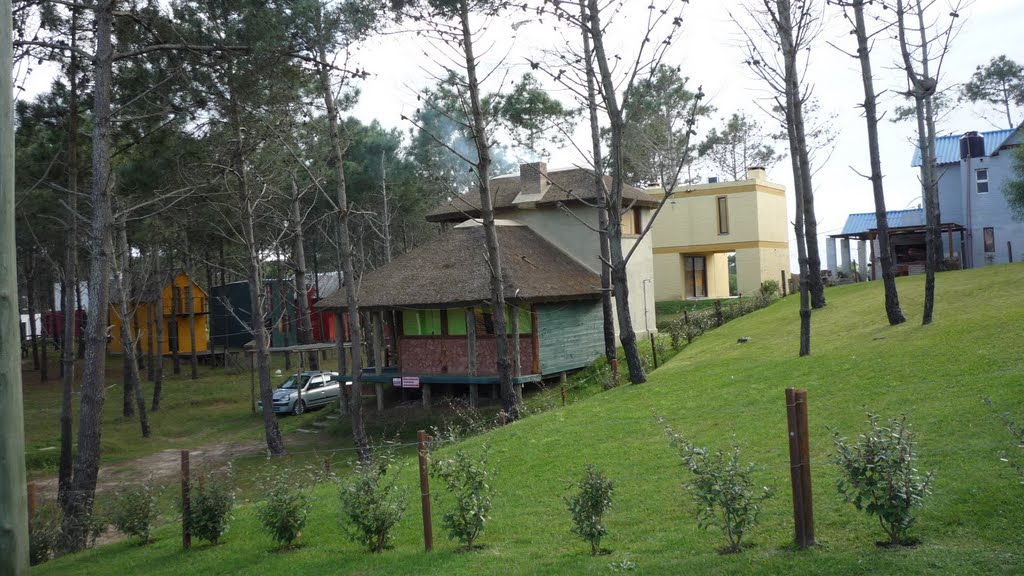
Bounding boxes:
[315,222,601,310]
[426,166,659,223]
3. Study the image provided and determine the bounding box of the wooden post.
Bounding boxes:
[417,430,433,552]
[1009,241,1014,264]
[181,450,191,549]
[785,388,815,548]
[323,456,331,477]
[27,482,36,519]
[781,270,788,296]
[375,382,385,413]
[649,333,658,369]
[466,308,477,377]
[372,311,383,375]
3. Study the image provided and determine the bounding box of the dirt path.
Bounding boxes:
[33,438,267,499]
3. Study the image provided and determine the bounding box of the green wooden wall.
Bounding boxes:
[536,300,604,375]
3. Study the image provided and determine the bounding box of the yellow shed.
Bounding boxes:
[108,271,210,355]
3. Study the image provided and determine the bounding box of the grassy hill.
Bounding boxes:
[36,264,1024,575]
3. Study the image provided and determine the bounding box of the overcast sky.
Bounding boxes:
[345,0,1024,269]
[18,0,1024,271]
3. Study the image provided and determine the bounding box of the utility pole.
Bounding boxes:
[1,0,32,570]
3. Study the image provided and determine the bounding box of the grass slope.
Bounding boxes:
[37,265,1024,575]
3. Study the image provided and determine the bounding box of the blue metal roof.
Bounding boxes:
[839,209,925,236]
[911,128,1017,166]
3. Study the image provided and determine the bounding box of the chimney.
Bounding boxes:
[513,162,549,205]
[959,131,985,160]
[746,166,766,181]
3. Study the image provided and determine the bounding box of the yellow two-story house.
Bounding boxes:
[647,167,790,300]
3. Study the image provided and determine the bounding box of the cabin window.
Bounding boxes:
[717,196,729,234]
[983,227,995,253]
[976,168,989,194]
[401,309,442,336]
[449,306,532,336]
[620,208,641,235]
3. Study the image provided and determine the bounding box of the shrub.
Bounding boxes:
[110,483,158,544]
[831,413,934,546]
[29,505,61,565]
[758,279,781,299]
[660,418,771,553]
[432,446,494,550]
[339,454,407,553]
[565,464,614,556]
[257,471,310,548]
[189,470,235,545]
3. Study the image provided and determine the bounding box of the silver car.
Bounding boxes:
[264,371,345,415]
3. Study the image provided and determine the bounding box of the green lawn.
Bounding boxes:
[21,351,349,476]
[34,264,1024,575]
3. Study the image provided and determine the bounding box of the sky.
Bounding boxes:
[17,0,1024,271]
[343,0,1024,270]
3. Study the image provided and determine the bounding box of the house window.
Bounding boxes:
[717,196,729,235]
[976,169,989,194]
[620,208,641,235]
[983,227,995,253]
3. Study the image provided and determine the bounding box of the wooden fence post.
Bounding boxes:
[781,270,788,296]
[785,388,815,548]
[649,333,658,369]
[417,430,433,552]
[181,450,191,549]
[1008,241,1014,264]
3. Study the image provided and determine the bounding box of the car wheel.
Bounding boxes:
[292,399,306,416]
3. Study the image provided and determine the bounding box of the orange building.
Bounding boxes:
[109,272,210,355]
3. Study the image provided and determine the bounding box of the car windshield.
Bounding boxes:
[279,374,311,390]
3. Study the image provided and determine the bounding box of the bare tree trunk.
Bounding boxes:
[1,1,30,562]
[28,267,39,371]
[317,45,370,459]
[896,0,943,325]
[151,249,164,412]
[171,265,181,375]
[115,220,149,437]
[39,277,49,382]
[774,0,814,355]
[457,0,519,416]
[225,99,286,456]
[75,280,84,359]
[777,0,825,310]
[850,0,905,325]
[185,244,199,380]
[784,97,812,357]
[587,0,646,384]
[580,0,618,376]
[59,128,77,497]
[292,182,318,370]
[60,0,114,551]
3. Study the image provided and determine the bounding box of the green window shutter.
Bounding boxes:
[425,310,442,335]
[447,308,467,335]
[402,310,421,336]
